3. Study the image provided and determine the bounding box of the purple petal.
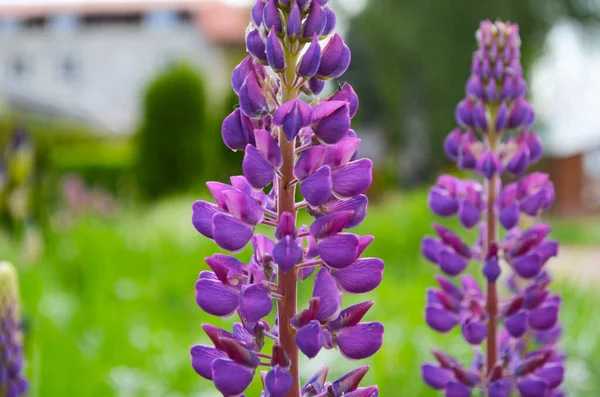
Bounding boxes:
[273,236,303,271]
[195,277,239,317]
[505,310,528,338]
[302,365,329,395]
[192,200,220,239]
[205,254,245,285]
[458,199,480,228]
[489,380,512,397]
[286,1,301,38]
[246,28,268,64]
[310,210,354,240]
[300,165,333,207]
[265,366,293,397]
[243,144,275,189]
[239,285,273,322]
[535,363,564,389]
[254,128,283,168]
[222,108,254,151]
[439,248,468,276]
[335,322,384,360]
[298,34,322,78]
[444,129,462,160]
[421,364,453,390]
[212,358,254,396]
[266,28,285,71]
[294,145,327,180]
[223,189,264,226]
[332,258,384,294]
[313,268,342,322]
[309,77,325,95]
[324,137,361,169]
[330,366,369,394]
[273,99,313,142]
[345,386,379,397]
[239,70,269,118]
[331,159,373,199]
[445,381,472,397]
[456,98,475,127]
[323,194,368,228]
[461,319,487,345]
[328,83,359,118]
[499,201,519,230]
[275,212,296,239]
[517,375,549,397]
[190,345,226,380]
[250,0,265,26]
[322,6,336,36]
[529,305,559,331]
[422,237,443,264]
[212,213,255,252]
[428,187,459,217]
[328,301,374,331]
[263,0,282,33]
[311,101,351,144]
[318,233,359,269]
[317,33,351,79]
[218,337,260,368]
[426,305,458,332]
[513,253,542,279]
[302,0,325,38]
[295,320,324,358]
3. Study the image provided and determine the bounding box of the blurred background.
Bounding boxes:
[0,0,599,395]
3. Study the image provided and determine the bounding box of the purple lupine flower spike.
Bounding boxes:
[0,262,29,397]
[191,2,383,396]
[422,20,563,396]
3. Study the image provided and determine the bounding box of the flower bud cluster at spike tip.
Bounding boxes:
[422,20,563,396]
[191,2,383,396]
[0,261,29,397]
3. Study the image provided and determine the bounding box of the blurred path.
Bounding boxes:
[550,245,600,285]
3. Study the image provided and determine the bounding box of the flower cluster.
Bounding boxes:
[190,1,384,396]
[421,21,564,396]
[0,261,28,397]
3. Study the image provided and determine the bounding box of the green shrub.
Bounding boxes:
[135,63,218,198]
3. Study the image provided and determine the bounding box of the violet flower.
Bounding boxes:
[0,261,28,397]
[422,21,563,396]
[191,2,384,396]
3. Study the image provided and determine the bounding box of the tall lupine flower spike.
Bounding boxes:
[191,1,384,396]
[0,261,28,397]
[422,21,564,396]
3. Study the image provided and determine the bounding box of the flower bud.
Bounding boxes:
[239,71,269,118]
[302,0,325,39]
[328,83,359,118]
[251,0,265,27]
[274,99,312,141]
[317,34,351,79]
[455,98,475,127]
[322,6,336,36]
[311,101,350,144]
[298,34,322,78]
[308,77,326,95]
[287,0,301,39]
[443,128,462,161]
[263,0,282,34]
[266,28,285,71]
[246,29,268,64]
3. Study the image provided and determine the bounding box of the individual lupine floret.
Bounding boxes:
[0,261,28,397]
[191,1,384,396]
[421,20,563,396]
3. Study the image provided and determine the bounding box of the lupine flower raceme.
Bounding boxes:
[422,21,564,396]
[0,261,28,397]
[191,1,384,396]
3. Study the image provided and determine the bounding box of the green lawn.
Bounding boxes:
[2,191,599,396]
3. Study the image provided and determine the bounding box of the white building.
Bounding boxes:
[0,1,249,133]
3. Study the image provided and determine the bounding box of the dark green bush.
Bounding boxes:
[135,63,218,198]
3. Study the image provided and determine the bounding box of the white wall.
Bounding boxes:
[0,22,230,133]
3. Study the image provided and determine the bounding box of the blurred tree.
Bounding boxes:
[135,63,217,198]
[345,0,599,184]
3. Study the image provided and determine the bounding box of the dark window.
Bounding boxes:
[8,57,28,81]
[59,55,80,82]
[81,13,142,27]
[23,17,46,29]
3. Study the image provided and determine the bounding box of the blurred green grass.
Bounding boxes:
[1,191,599,396]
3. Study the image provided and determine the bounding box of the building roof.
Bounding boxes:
[0,1,249,45]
